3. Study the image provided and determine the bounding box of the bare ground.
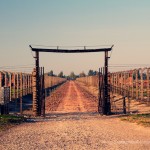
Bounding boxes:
[0,81,150,150]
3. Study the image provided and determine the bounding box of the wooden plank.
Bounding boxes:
[30,47,112,53]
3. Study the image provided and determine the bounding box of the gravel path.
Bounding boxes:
[0,81,150,150]
[0,113,150,150]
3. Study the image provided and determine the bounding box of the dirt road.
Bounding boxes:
[0,81,150,150]
[55,81,97,112]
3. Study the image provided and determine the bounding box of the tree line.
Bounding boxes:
[47,69,98,80]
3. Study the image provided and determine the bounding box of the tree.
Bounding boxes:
[58,71,63,77]
[69,71,76,80]
[79,71,86,77]
[93,71,98,75]
[88,69,98,76]
[63,75,67,78]
[88,70,94,76]
[48,70,53,76]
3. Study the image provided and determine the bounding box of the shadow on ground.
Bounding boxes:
[26,111,124,123]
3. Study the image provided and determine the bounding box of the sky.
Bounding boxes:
[0,0,150,75]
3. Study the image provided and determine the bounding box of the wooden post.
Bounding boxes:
[104,51,110,115]
[32,68,38,116]
[20,73,23,114]
[9,73,12,101]
[98,68,101,113]
[35,51,41,116]
[136,70,139,100]
[25,74,27,95]
[22,74,24,96]
[112,73,114,93]
[16,73,19,99]
[29,75,32,94]
[140,69,144,101]
[123,96,126,114]
[127,71,130,97]
[13,73,16,99]
[147,68,150,105]
[102,67,105,114]
[41,67,45,117]
[0,72,2,87]
[131,70,134,99]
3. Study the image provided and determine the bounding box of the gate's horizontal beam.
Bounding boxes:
[30,46,112,53]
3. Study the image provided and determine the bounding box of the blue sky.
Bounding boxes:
[0,0,150,74]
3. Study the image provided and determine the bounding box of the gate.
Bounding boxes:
[30,45,114,116]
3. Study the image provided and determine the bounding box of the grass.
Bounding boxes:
[0,115,26,132]
[120,113,150,127]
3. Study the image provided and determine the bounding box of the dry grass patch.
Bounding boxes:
[0,115,25,132]
[120,113,150,127]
